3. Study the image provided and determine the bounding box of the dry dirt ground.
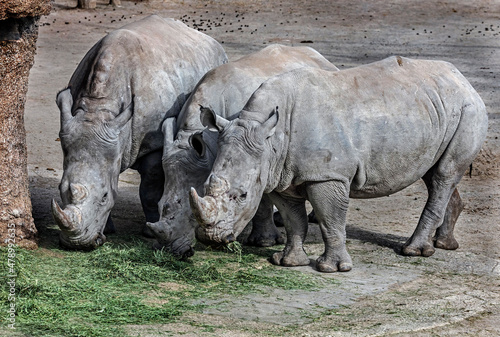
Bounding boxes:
[24,0,499,336]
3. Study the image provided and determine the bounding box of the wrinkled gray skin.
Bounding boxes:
[191,56,488,272]
[147,44,338,257]
[52,15,227,250]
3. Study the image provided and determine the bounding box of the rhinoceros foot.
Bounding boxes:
[434,235,459,250]
[315,254,353,273]
[271,248,310,267]
[402,241,436,257]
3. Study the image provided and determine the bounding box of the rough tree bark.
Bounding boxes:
[77,0,121,10]
[0,0,51,249]
[78,0,97,9]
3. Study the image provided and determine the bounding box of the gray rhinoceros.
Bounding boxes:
[190,56,488,272]
[51,15,227,250]
[146,44,339,257]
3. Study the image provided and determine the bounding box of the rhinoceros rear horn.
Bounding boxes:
[56,88,74,126]
[207,174,229,196]
[70,183,88,203]
[189,187,217,226]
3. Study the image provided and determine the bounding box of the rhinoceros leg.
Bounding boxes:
[307,210,318,223]
[403,105,484,257]
[135,150,164,238]
[402,166,464,257]
[274,209,317,226]
[306,180,353,273]
[246,194,284,247]
[268,192,310,267]
[434,188,463,250]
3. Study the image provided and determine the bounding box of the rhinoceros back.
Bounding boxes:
[67,15,228,170]
[176,44,338,132]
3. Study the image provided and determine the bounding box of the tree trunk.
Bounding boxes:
[0,16,43,249]
[78,0,97,9]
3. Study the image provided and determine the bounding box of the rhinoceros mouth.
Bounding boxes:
[195,220,235,247]
[52,198,110,250]
[58,217,106,250]
[152,236,194,259]
[59,231,107,251]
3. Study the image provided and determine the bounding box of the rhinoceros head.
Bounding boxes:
[145,117,216,257]
[52,88,133,250]
[189,106,278,246]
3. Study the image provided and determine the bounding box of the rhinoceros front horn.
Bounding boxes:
[189,187,217,227]
[51,199,81,232]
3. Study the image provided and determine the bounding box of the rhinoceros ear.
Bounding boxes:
[108,99,134,131]
[189,131,206,157]
[261,107,279,139]
[56,88,73,127]
[162,117,177,151]
[200,105,229,132]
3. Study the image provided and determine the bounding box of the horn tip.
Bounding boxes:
[189,187,198,208]
[51,198,61,211]
[190,187,198,197]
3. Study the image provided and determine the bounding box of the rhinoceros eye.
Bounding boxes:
[101,192,108,203]
[236,192,247,204]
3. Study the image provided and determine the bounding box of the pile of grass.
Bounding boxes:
[1,237,327,337]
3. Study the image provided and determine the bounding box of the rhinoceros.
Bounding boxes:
[190,56,488,272]
[51,15,228,250]
[146,44,339,257]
